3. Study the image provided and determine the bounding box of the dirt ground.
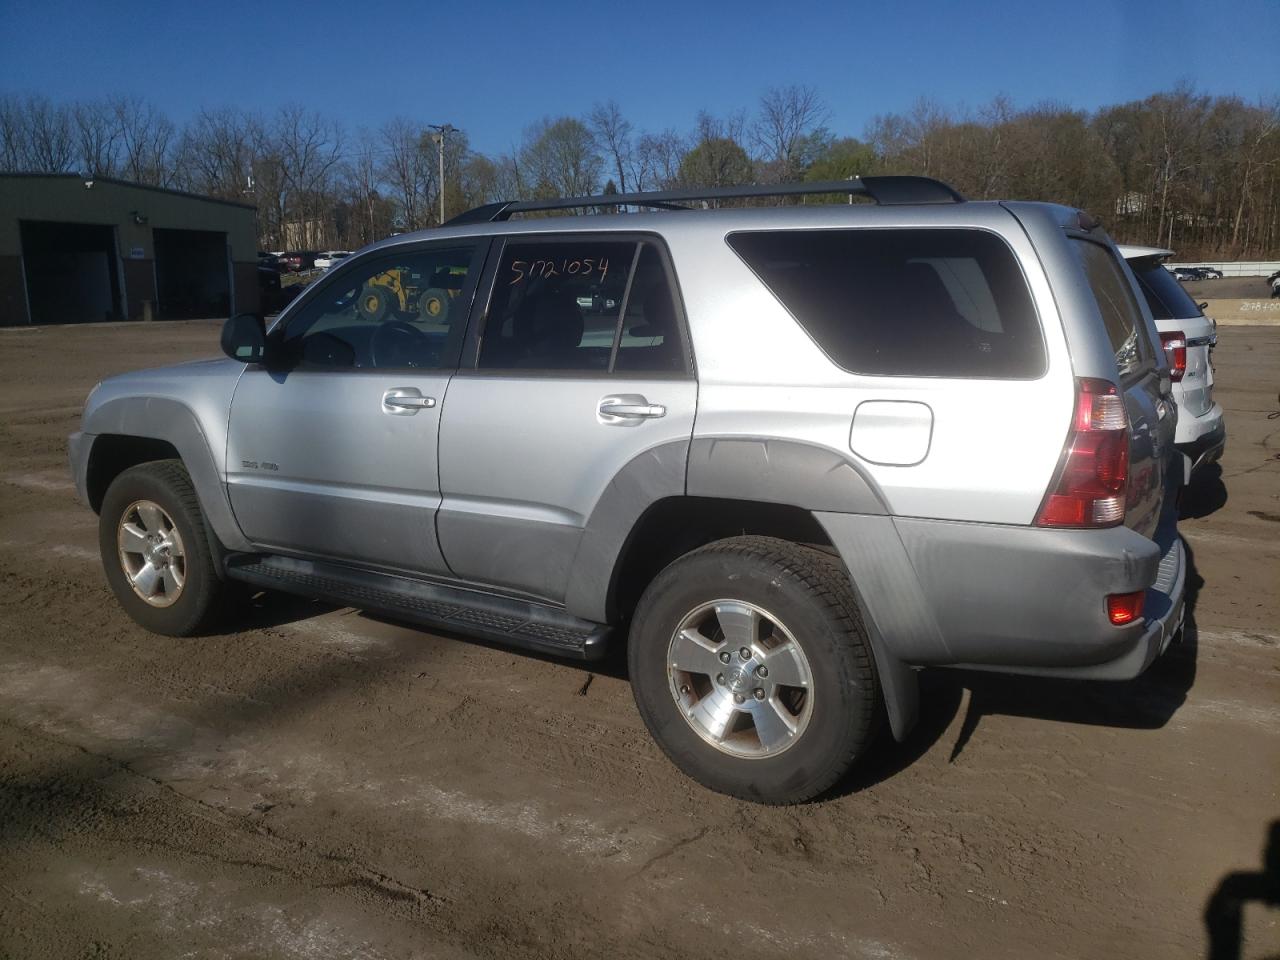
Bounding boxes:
[0,320,1277,960]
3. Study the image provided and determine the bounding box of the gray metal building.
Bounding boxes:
[0,174,259,326]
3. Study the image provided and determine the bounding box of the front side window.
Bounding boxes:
[478,239,684,373]
[281,244,479,370]
[728,228,1044,379]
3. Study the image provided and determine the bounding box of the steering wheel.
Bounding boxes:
[369,320,431,369]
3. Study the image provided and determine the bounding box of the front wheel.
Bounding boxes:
[628,536,881,804]
[357,284,394,322]
[99,460,235,636]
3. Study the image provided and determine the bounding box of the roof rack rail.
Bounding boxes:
[445,175,964,226]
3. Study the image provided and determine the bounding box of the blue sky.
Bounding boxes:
[2,0,1276,155]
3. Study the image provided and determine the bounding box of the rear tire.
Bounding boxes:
[417,287,452,324]
[628,536,881,804]
[99,460,234,637]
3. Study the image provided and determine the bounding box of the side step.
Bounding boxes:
[225,554,610,661]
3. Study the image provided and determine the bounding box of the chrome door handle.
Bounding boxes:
[382,388,436,414]
[598,394,666,421]
[602,403,665,417]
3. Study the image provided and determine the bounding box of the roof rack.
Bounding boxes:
[445,176,965,226]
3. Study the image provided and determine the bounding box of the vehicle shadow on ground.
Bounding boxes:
[206,544,1205,801]
[834,540,1205,796]
[1204,819,1280,960]
[1181,463,1229,520]
[237,589,338,631]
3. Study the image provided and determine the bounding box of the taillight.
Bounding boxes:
[1107,591,1145,625]
[1159,331,1187,382]
[1035,378,1130,528]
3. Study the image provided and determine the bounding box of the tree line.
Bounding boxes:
[2,85,1277,259]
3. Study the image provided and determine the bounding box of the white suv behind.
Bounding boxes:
[1120,245,1226,479]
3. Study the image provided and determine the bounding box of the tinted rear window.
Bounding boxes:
[727,228,1044,378]
[1128,259,1203,321]
[1072,240,1151,378]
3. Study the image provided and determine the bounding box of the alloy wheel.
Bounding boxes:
[666,600,814,758]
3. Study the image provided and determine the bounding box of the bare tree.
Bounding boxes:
[0,95,29,170]
[110,96,175,185]
[588,100,633,193]
[633,129,687,191]
[696,109,749,149]
[3,87,1276,259]
[173,107,260,199]
[273,105,344,245]
[1225,97,1280,252]
[339,131,395,246]
[752,85,829,180]
[72,99,121,177]
[1143,85,1210,248]
[0,94,76,172]
[380,117,433,231]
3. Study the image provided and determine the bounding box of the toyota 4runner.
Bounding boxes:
[69,177,1187,804]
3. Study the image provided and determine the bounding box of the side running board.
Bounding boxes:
[225,554,610,661]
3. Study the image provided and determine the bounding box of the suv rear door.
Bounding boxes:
[1070,238,1176,538]
[435,234,696,606]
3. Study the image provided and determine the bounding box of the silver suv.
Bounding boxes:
[69,178,1187,804]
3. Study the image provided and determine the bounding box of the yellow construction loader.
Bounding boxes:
[357,265,466,325]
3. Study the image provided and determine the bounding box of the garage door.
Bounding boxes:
[153,228,231,320]
[19,220,124,325]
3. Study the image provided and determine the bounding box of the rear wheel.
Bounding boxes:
[417,287,452,325]
[99,460,234,636]
[628,536,881,804]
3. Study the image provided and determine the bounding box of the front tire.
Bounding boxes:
[99,460,233,637]
[357,284,394,322]
[628,536,881,804]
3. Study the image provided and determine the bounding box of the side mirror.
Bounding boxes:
[1198,302,1208,311]
[221,313,267,364]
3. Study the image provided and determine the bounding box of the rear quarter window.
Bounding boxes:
[1072,240,1152,378]
[727,228,1044,379]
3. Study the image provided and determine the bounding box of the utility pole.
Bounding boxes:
[429,123,456,225]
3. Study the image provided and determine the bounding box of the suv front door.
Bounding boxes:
[226,240,487,574]
[436,235,696,608]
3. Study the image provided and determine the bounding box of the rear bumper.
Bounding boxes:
[816,512,1185,681]
[1176,413,1226,479]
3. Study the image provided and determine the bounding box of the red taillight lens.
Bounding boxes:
[1107,591,1145,625]
[1035,378,1130,528]
[1159,331,1187,382]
